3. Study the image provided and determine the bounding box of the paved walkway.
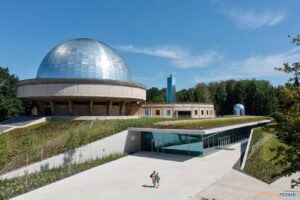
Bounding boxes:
[0,116,42,127]
[193,168,300,200]
[13,143,242,200]
[0,116,44,133]
[12,142,298,200]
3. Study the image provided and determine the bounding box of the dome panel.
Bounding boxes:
[234,103,245,116]
[37,38,131,82]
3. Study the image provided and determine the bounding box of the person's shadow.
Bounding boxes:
[142,185,154,188]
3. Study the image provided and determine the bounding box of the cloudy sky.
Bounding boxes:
[0,0,299,89]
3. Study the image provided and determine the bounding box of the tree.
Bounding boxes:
[0,66,35,121]
[176,89,188,102]
[224,80,236,114]
[146,87,166,103]
[208,82,227,115]
[194,83,211,103]
[273,35,300,176]
[0,67,23,121]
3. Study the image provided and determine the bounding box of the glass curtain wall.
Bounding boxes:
[141,132,203,156]
[202,126,253,156]
[141,124,263,157]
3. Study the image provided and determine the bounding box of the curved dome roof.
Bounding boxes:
[37,38,131,82]
[234,104,245,110]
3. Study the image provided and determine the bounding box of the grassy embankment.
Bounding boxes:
[0,116,270,176]
[0,118,171,175]
[244,126,288,183]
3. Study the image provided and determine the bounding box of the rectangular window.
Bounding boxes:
[155,110,160,116]
[166,109,172,116]
[194,110,198,115]
[207,110,209,115]
[144,109,150,116]
[201,110,204,115]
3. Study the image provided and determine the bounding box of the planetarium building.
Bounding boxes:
[17,38,146,116]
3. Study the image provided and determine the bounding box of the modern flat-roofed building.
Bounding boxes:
[141,103,215,118]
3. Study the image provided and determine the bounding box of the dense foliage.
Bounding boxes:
[0,67,23,121]
[0,67,34,121]
[0,154,125,200]
[146,80,279,116]
[146,87,167,103]
[272,35,300,176]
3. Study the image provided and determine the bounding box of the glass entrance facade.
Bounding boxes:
[141,132,203,156]
[202,126,253,155]
[141,124,261,157]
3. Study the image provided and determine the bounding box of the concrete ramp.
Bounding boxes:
[192,169,300,200]
[0,116,46,133]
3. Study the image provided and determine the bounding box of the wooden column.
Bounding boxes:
[68,100,73,115]
[119,101,126,115]
[50,100,55,115]
[107,100,112,116]
[89,99,94,116]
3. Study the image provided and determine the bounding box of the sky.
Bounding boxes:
[0,0,299,89]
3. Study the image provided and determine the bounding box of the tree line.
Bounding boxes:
[0,66,283,120]
[147,79,279,116]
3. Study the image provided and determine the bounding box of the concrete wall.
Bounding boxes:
[50,102,140,116]
[18,83,146,100]
[92,105,107,116]
[0,130,141,180]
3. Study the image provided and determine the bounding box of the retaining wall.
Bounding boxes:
[0,130,141,180]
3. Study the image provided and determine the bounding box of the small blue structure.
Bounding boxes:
[234,104,245,116]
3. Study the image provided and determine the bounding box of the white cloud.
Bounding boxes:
[116,45,223,69]
[210,0,286,29]
[225,8,286,29]
[193,48,300,83]
[172,51,224,69]
[115,45,185,59]
[229,48,300,76]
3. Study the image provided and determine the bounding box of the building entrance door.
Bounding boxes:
[177,111,191,118]
[151,139,164,153]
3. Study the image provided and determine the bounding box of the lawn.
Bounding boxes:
[244,126,288,183]
[150,116,270,129]
[0,118,172,175]
[250,126,268,146]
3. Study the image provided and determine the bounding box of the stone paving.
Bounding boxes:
[193,169,300,200]
[13,143,242,200]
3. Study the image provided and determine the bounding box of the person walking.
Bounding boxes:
[150,170,156,188]
[156,172,160,188]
